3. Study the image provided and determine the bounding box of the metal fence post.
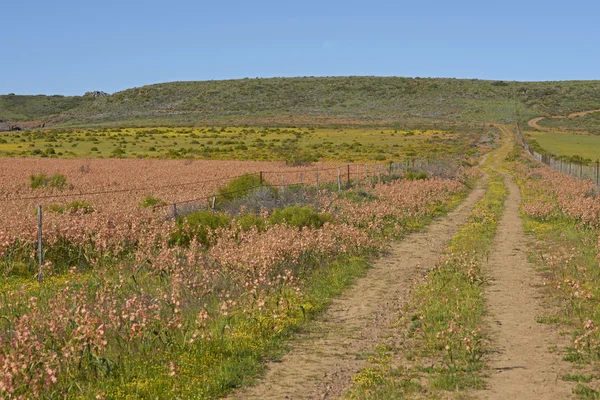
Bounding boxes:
[37,205,43,284]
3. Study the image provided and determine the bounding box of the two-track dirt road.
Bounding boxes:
[230,126,575,399]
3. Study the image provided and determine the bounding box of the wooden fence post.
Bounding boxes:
[347,164,350,188]
[37,205,43,284]
[260,171,263,186]
[337,167,341,192]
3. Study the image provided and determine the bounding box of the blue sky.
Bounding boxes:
[2,0,598,95]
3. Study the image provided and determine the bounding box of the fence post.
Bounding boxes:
[337,167,341,192]
[356,164,360,187]
[580,163,583,178]
[172,203,178,219]
[211,196,216,214]
[596,159,600,187]
[37,205,43,284]
[260,171,263,186]
[316,168,319,190]
[347,164,350,188]
[281,175,285,193]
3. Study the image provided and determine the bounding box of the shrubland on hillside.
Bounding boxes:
[4,77,600,128]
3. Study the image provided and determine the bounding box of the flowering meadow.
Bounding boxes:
[0,157,471,399]
[515,153,600,393]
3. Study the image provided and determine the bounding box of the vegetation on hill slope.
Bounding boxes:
[3,77,600,127]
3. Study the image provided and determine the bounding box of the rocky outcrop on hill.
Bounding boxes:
[84,91,109,97]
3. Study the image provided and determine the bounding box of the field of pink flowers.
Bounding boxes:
[0,158,471,398]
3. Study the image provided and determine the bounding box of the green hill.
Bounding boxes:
[3,77,600,127]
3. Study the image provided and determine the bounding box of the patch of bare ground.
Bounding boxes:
[476,170,574,399]
[230,170,488,400]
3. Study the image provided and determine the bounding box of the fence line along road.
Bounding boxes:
[516,123,600,187]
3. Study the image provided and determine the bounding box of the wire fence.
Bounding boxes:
[516,123,600,187]
[0,157,458,233]
[0,157,462,283]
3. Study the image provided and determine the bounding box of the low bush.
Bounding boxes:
[268,205,331,229]
[217,173,265,202]
[29,173,69,190]
[170,211,231,247]
[140,195,166,208]
[236,213,266,231]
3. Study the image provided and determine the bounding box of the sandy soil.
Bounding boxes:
[476,169,574,399]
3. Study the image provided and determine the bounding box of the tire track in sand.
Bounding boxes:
[476,132,574,398]
[230,166,489,400]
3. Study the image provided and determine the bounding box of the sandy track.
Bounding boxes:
[527,109,600,131]
[476,169,574,399]
[230,172,488,400]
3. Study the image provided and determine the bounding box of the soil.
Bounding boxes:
[230,167,488,399]
[475,169,574,399]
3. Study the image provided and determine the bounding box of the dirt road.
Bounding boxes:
[231,170,488,399]
[527,109,600,131]
[476,145,574,398]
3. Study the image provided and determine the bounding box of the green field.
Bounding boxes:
[526,131,600,161]
[0,125,491,162]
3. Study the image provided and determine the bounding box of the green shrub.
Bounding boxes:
[217,174,265,202]
[268,206,331,229]
[237,213,266,231]
[29,173,69,190]
[140,195,166,208]
[111,147,125,157]
[170,211,231,247]
[90,147,99,152]
[403,171,428,180]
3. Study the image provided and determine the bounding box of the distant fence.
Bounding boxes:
[158,158,448,218]
[516,123,600,187]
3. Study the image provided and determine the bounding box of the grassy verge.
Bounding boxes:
[343,143,510,399]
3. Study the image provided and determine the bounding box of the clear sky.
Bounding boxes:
[2,0,598,95]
